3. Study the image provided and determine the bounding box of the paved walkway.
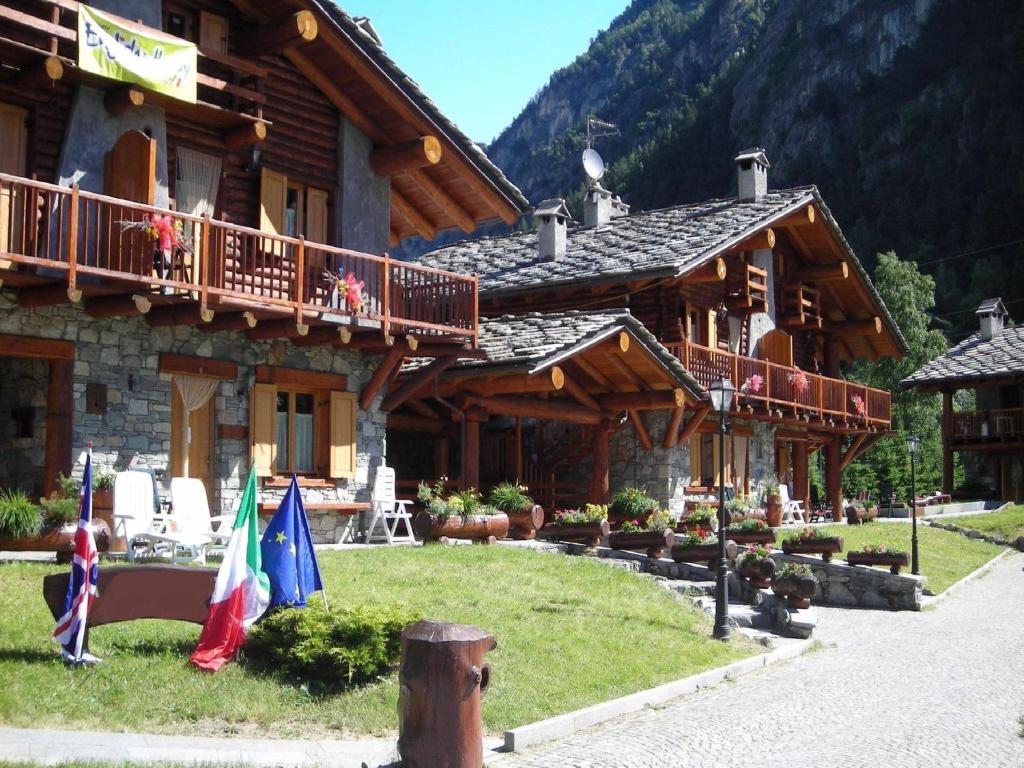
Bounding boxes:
[489,551,1024,767]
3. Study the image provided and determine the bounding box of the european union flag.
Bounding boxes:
[260,475,324,608]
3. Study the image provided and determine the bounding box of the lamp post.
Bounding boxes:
[907,434,920,575]
[709,377,735,641]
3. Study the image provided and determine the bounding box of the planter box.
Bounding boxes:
[781,537,844,562]
[0,520,111,563]
[412,512,510,543]
[505,505,545,540]
[538,520,610,547]
[847,550,909,575]
[674,519,716,534]
[738,557,776,588]
[846,505,879,525]
[724,529,776,546]
[608,510,655,530]
[607,528,675,558]
[670,540,737,568]
[771,573,817,609]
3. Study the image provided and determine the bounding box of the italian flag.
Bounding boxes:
[190,467,270,672]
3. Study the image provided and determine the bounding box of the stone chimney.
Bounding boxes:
[534,198,571,262]
[977,298,1008,341]
[735,147,770,202]
[583,183,630,227]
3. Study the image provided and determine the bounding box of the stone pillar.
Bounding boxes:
[792,439,809,508]
[591,420,612,504]
[942,389,954,494]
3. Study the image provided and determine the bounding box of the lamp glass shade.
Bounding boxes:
[709,378,735,415]
[906,434,919,455]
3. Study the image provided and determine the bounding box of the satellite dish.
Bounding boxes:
[582,147,606,181]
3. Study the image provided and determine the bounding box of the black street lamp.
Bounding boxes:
[709,377,736,641]
[907,434,920,575]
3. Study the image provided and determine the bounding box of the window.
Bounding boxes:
[166,5,194,40]
[260,168,329,243]
[250,368,355,479]
[690,432,747,492]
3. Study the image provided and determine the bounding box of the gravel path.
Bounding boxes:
[488,551,1024,768]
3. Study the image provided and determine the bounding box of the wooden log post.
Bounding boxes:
[792,440,809,509]
[224,121,268,149]
[942,389,954,494]
[371,136,442,177]
[462,409,486,491]
[238,10,318,52]
[825,437,842,520]
[104,86,145,117]
[591,419,613,504]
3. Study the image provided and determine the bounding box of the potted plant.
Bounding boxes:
[781,527,844,561]
[847,545,909,574]
[608,487,659,529]
[677,504,717,532]
[763,477,783,528]
[725,517,776,546]
[771,561,818,608]
[671,529,736,569]
[608,509,676,557]
[736,545,776,588]
[0,488,110,563]
[412,480,509,543]
[0,489,41,543]
[539,504,610,546]
[488,481,543,539]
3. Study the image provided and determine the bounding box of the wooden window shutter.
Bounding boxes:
[712,434,721,487]
[707,309,717,349]
[690,435,701,483]
[0,103,27,262]
[250,383,277,477]
[305,188,328,244]
[329,391,356,479]
[259,168,287,235]
[199,12,228,53]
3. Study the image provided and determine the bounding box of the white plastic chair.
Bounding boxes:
[112,470,173,560]
[366,466,416,544]
[779,484,807,525]
[165,478,234,563]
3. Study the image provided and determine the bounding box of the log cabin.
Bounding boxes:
[397,149,907,516]
[0,0,528,540]
[904,298,1024,502]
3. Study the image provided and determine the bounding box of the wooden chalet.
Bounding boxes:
[904,298,1024,501]
[0,0,528,536]
[395,150,907,515]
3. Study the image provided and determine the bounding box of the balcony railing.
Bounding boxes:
[667,340,891,428]
[951,408,1024,442]
[0,173,477,339]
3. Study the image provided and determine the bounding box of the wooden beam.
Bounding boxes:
[841,433,869,470]
[245,319,309,340]
[104,86,145,117]
[292,325,354,347]
[472,369,563,396]
[405,168,475,234]
[84,293,151,319]
[561,372,601,410]
[629,410,653,450]
[617,331,631,353]
[391,188,438,241]
[238,10,317,52]
[825,317,882,337]
[201,312,258,333]
[387,413,448,434]
[224,121,267,149]
[598,389,686,411]
[360,346,406,410]
[781,204,817,227]
[18,284,81,308]
[462,395,602,425]
[571,356,615,390]
[663,406,685,448]
[792,262,848,283]
[146,305,215,327]
[405,399,439,420]
[371,136,442,176]
[677,403,711,446]
[732,227,776,252]
[686,257,727,283]
[18,55,63,88]
[602,351,645,390]
[462,412,484,490]
[0,334,74,361]
[381,356,460,412]
[942,390,954,494]
[158,353,238,380]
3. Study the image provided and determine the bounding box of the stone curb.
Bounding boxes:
[501,638,814,752]
[924,548,1017,607]
[925,518,1024,550]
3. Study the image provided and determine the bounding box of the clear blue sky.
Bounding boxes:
[341,1,629,144]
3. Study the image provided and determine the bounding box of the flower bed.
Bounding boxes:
[608,487,659,529]
[781,527,844,562]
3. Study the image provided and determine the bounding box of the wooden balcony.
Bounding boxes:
[668,340,891,429]
[0,173,477,341]
[951,408,1024,446]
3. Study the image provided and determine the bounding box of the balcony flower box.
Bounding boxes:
[608,528,675,558]
[771,562,817,609]
[847,548,909,575]
[781,528,844,562]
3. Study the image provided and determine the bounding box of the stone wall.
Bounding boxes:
[0,357,49,496]
[610,410,690,515]
[0,293,388,543]
[772,552,924,611]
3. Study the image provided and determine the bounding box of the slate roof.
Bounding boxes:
[903,326,1024,387]
[315,2,529,215]
[409,309,705,400]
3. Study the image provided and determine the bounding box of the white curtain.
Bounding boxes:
[173,375,220,476]
[175,148,221,217]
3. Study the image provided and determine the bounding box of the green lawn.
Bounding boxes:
[945,506,1024,543]
[814,523,1005,593]
[0,546,755,738]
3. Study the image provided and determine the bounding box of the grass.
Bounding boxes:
[945,506,1024,543]
[0,546,756,739]
[810,523,1005,593]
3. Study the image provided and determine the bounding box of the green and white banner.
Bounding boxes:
[78,4,197,103]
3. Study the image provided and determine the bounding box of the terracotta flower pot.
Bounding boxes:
[92,488,114,512]
[537,520,610,547]
[505,505,545,540]
[607,528,675,558]
[771,572,817,609]
[413,512,510,544]
[781,536,844,562]
[846,550,909,575]
[765,495,783,527]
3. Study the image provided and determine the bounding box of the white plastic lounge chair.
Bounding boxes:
[366,466,416,544]
[165,478,234,563]
[112,470,173,560]
[779,484,807,525]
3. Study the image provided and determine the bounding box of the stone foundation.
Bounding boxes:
[772,552,924,611]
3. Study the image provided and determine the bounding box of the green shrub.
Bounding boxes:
[40,496,79,529]
[0,490,41,538]
[56,472,79,499]
[245,603,422,691]
[489,481,533,512]
[610,487,658,517]
[94,471,115,491]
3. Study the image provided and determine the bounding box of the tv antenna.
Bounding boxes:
[583,116,618,182]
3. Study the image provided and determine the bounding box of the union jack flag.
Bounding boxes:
[52,452,100,664]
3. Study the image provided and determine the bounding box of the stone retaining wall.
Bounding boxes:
[771,552,924,610]
[928,520,1024,552]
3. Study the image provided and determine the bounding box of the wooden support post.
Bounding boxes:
[677,403,711,447]
[591,420,612,504]
[18,283,82,308]
[514,417,522,481]
[360,346,405,411]
[823,339,841,378]
[84,293,151,319]
[238,10,318,52]
[792,440,809,509]
[825,437,843,518]
[294,236,306,325]
[44,359,73,498]
[104,86,145,116]
[462,410,485,492]
[663,407,685,449]
[370,136,442,176]
[18,56,63,88]
[224,121,268,149]
[244,318,308,340]
[381,356,459,412]
[942,389,954,494]
[841,433,868,471]
[629,410,653,450]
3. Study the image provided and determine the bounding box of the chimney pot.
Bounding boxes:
[735,147,770,202]
[584,183,630,227]
[977,297,1008,341]
[534,198,571,262]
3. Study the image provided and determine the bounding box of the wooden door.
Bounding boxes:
[199,12,229,53]
[0,103,28,269]
[758,328,793,366]
[104,130,156,275]
[171,390,215,500]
